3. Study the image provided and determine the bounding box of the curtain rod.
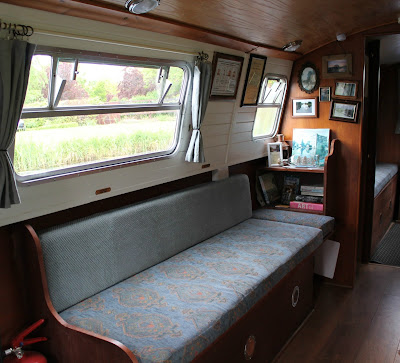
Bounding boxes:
[34,29,199,57]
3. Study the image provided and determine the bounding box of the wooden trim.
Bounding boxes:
[13,225,137,363]
[324,139,339,217]
[1,0,301,61]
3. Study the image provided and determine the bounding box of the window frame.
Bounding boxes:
[16,46,190,183]
[252,73,288,140]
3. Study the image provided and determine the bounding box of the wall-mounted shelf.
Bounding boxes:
[257,139,339,216]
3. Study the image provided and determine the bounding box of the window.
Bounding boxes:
[252,75,287,139]
[15,47,189,181]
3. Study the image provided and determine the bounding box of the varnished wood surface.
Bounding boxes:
[2,0,399,57]
[1,0,299,61]
[275,263,400,363]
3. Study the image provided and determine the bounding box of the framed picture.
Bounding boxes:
[210,52,244,100]
[298,62,319,93]
[267,142,283,166]
[329,99,360,123]
[319,87,331,102]
[292,97,318,118]
[240,54,267,106]
[322,54,352,79]
[334,80,358,98]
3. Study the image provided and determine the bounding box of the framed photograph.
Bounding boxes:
[322,54,352,79]
[240,54,267,106]
[292,128,330,167]
[334,80,358,98]
[292,97,318,118]
[210,52,244,100]
[267,142,283,167]
[298,62,319,93]
[319,87,331,102]
[329,99,360,123]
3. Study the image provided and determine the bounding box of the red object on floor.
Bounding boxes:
[4,350,47,363]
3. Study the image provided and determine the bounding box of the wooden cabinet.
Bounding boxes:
[256,139,339,216]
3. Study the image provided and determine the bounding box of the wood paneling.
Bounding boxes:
[376,64,400,164]
[280,33,366,286]
[4,0,397,56]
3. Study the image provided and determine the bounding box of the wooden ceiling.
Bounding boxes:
[3,0,400,57]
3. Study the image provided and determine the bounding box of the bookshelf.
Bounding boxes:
[257,139,339,216]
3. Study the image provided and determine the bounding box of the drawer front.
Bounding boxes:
[195,255,314,363]
[372,175,397,252]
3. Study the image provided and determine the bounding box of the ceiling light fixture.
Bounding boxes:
[282,40,302,52]
[125,0,160,14]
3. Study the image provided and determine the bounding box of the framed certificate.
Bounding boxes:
[241,54,267,106]
[210,52,244,100]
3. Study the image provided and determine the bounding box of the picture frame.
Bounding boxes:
[292,97,319,118]
[319,87,331,102]
[267,142,283,167]
[210,52,244,100]
[334,80,358,98]
[298,62,320,93]
[322,54,352,79]
[240,54,267,106]
[329,99,360,123]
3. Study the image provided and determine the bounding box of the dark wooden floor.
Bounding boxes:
[275,263,400,363]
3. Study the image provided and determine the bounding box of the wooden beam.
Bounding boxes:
[1,0,301,60]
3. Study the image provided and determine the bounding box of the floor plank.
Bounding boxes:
[275,264,400,363]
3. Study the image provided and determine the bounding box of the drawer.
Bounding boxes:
[195,255,315,363]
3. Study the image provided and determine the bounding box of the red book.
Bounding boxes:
[289,201,324,211]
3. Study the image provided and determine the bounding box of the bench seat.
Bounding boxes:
[252,209,334,238]
[59,218,323,363]
[375,163,398,197]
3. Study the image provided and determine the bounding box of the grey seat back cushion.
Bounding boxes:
[38,174,252,312]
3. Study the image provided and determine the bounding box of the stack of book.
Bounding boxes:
[290,185,324,211]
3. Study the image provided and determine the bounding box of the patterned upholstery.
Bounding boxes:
[252,209,334,238]
[38,174,252,312]
[375,163,398,197]
[60,219,323,363]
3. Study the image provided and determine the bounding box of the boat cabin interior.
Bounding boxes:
[0,1,399,362]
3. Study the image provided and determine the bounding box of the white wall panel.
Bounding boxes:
[0,3,291,227]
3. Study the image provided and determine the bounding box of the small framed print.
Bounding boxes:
[319,87,331,102]
[267,142,283,167]
[292,97,318,118]
[210,52,244,100]
[334,80,358,98]
[322,54,352,79]
[329,99,360,123]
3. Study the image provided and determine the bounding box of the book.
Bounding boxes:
[290,201,324,211]
[258,174,280,205]
[295,195,324,203]
[281,176,300,205]
[301,191,324,197]
[300,185,324,193]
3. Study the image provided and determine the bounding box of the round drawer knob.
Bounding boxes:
[292,285,300,307]
[244,335,256,360]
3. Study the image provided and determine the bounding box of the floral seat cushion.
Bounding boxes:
[252,209,334,238]
[60,219,323,363]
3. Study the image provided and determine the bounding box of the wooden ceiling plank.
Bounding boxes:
[1,0,301,60]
